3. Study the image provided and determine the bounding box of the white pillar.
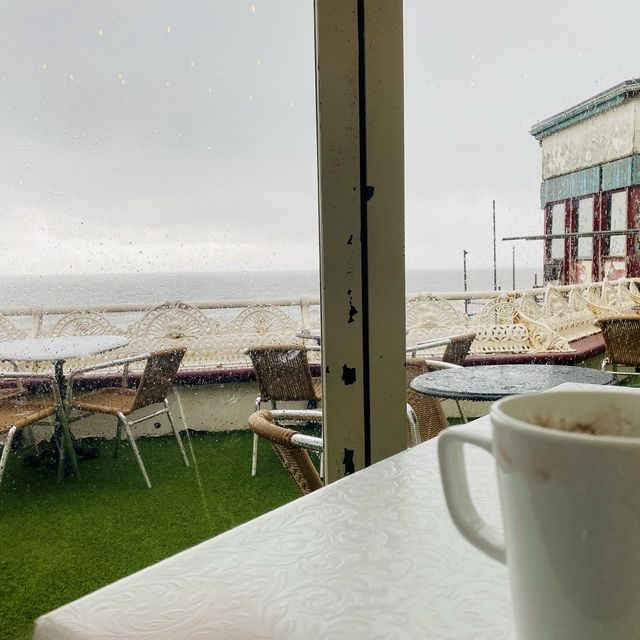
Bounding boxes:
[315,0,406,483]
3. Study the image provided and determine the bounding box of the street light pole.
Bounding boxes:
[492,200,497,291]
[463,249,468,315]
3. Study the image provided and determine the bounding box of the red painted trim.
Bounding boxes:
[563,200,573,284]
[628,186,640,277]
[593,192,605,281]
[543,205,551,263]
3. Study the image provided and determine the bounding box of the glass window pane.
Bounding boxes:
[610,191,627,256]
[577,197,594,258]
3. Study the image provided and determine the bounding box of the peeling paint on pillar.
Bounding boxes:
[342,448,355,475]
[347,288,358,323]
[341,364,356,385]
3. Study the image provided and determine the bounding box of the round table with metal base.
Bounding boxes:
[410,364,614,402]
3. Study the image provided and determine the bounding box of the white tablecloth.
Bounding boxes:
[33,409,515,639]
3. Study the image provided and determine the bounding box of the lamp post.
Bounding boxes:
[493,200,497,291]
[463,249,469,315]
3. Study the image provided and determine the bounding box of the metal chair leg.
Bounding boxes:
[0,427,16,486]
[164,399,189,467]
[118,413,151,489]
[26,425,39,453]
[113,418,122,458]
[251,395,265,477]
[251,432,259,477]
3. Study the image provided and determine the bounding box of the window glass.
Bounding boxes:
[0,3,318,638]
[609,191,627,256]
[577,197,594,258]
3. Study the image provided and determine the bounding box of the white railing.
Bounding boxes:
[0,279,636,370]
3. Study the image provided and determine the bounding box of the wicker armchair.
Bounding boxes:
[406,332,476,362]
[596,315,640,378]
[245,345,322,477]
[0,372,64,487]
[442,332,476,366]
[248,409,323,495]
[68,348,189,489]
[406,358,450,447]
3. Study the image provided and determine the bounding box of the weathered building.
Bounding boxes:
[531,79,640,284]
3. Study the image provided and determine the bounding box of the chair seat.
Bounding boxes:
[73,388,138,415]
[0,396,57,432]
[0,388,22,402]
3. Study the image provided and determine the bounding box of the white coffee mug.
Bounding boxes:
[438,389,640,640]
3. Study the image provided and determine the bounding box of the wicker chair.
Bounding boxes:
[596,315,640,378]
[406,357,450,447]
[406,332,475,424]
[248,409,323,495]
[0,372,65,487]
[68,348,189,489]
[245,345,322,477]
[442,332,476,366]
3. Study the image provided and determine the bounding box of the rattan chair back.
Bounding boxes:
[406,357,448,446]
[132,347,187,411]
[442,332,476,366]
[248,410,323,495]
[596,315,640,367]
[246,345,320,402]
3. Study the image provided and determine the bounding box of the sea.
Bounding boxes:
[0,267,542,310]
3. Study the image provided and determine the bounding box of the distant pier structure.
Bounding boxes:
[530,79,640,285]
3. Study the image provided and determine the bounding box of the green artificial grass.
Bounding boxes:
[0,430,300,640]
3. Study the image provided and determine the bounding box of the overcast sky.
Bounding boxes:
[1,0,640,275]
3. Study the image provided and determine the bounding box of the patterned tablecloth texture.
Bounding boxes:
[33,407,517,640]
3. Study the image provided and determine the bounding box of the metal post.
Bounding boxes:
[463,250,468,315]
[493,200,497,291]
[512,245,516,290]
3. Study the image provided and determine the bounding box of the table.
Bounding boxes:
[32,416,512,639]
[0,336,129,477]
[410,364,613,401]
[33,383,638,639]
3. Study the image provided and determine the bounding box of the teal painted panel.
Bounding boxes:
[541,167,599,206]
[632,155,640,186]
[602,157,633,191]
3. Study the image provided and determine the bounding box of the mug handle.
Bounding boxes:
[437,421,506,563]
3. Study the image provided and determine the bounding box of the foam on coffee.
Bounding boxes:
[531,405,639,437]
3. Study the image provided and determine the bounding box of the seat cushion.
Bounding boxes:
[73,387,137,415]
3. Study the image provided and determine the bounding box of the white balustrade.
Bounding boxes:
[0,280,636,370]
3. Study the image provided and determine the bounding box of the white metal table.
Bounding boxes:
[0,336,129,478]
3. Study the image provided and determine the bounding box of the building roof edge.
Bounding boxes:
[530,79,640,141]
